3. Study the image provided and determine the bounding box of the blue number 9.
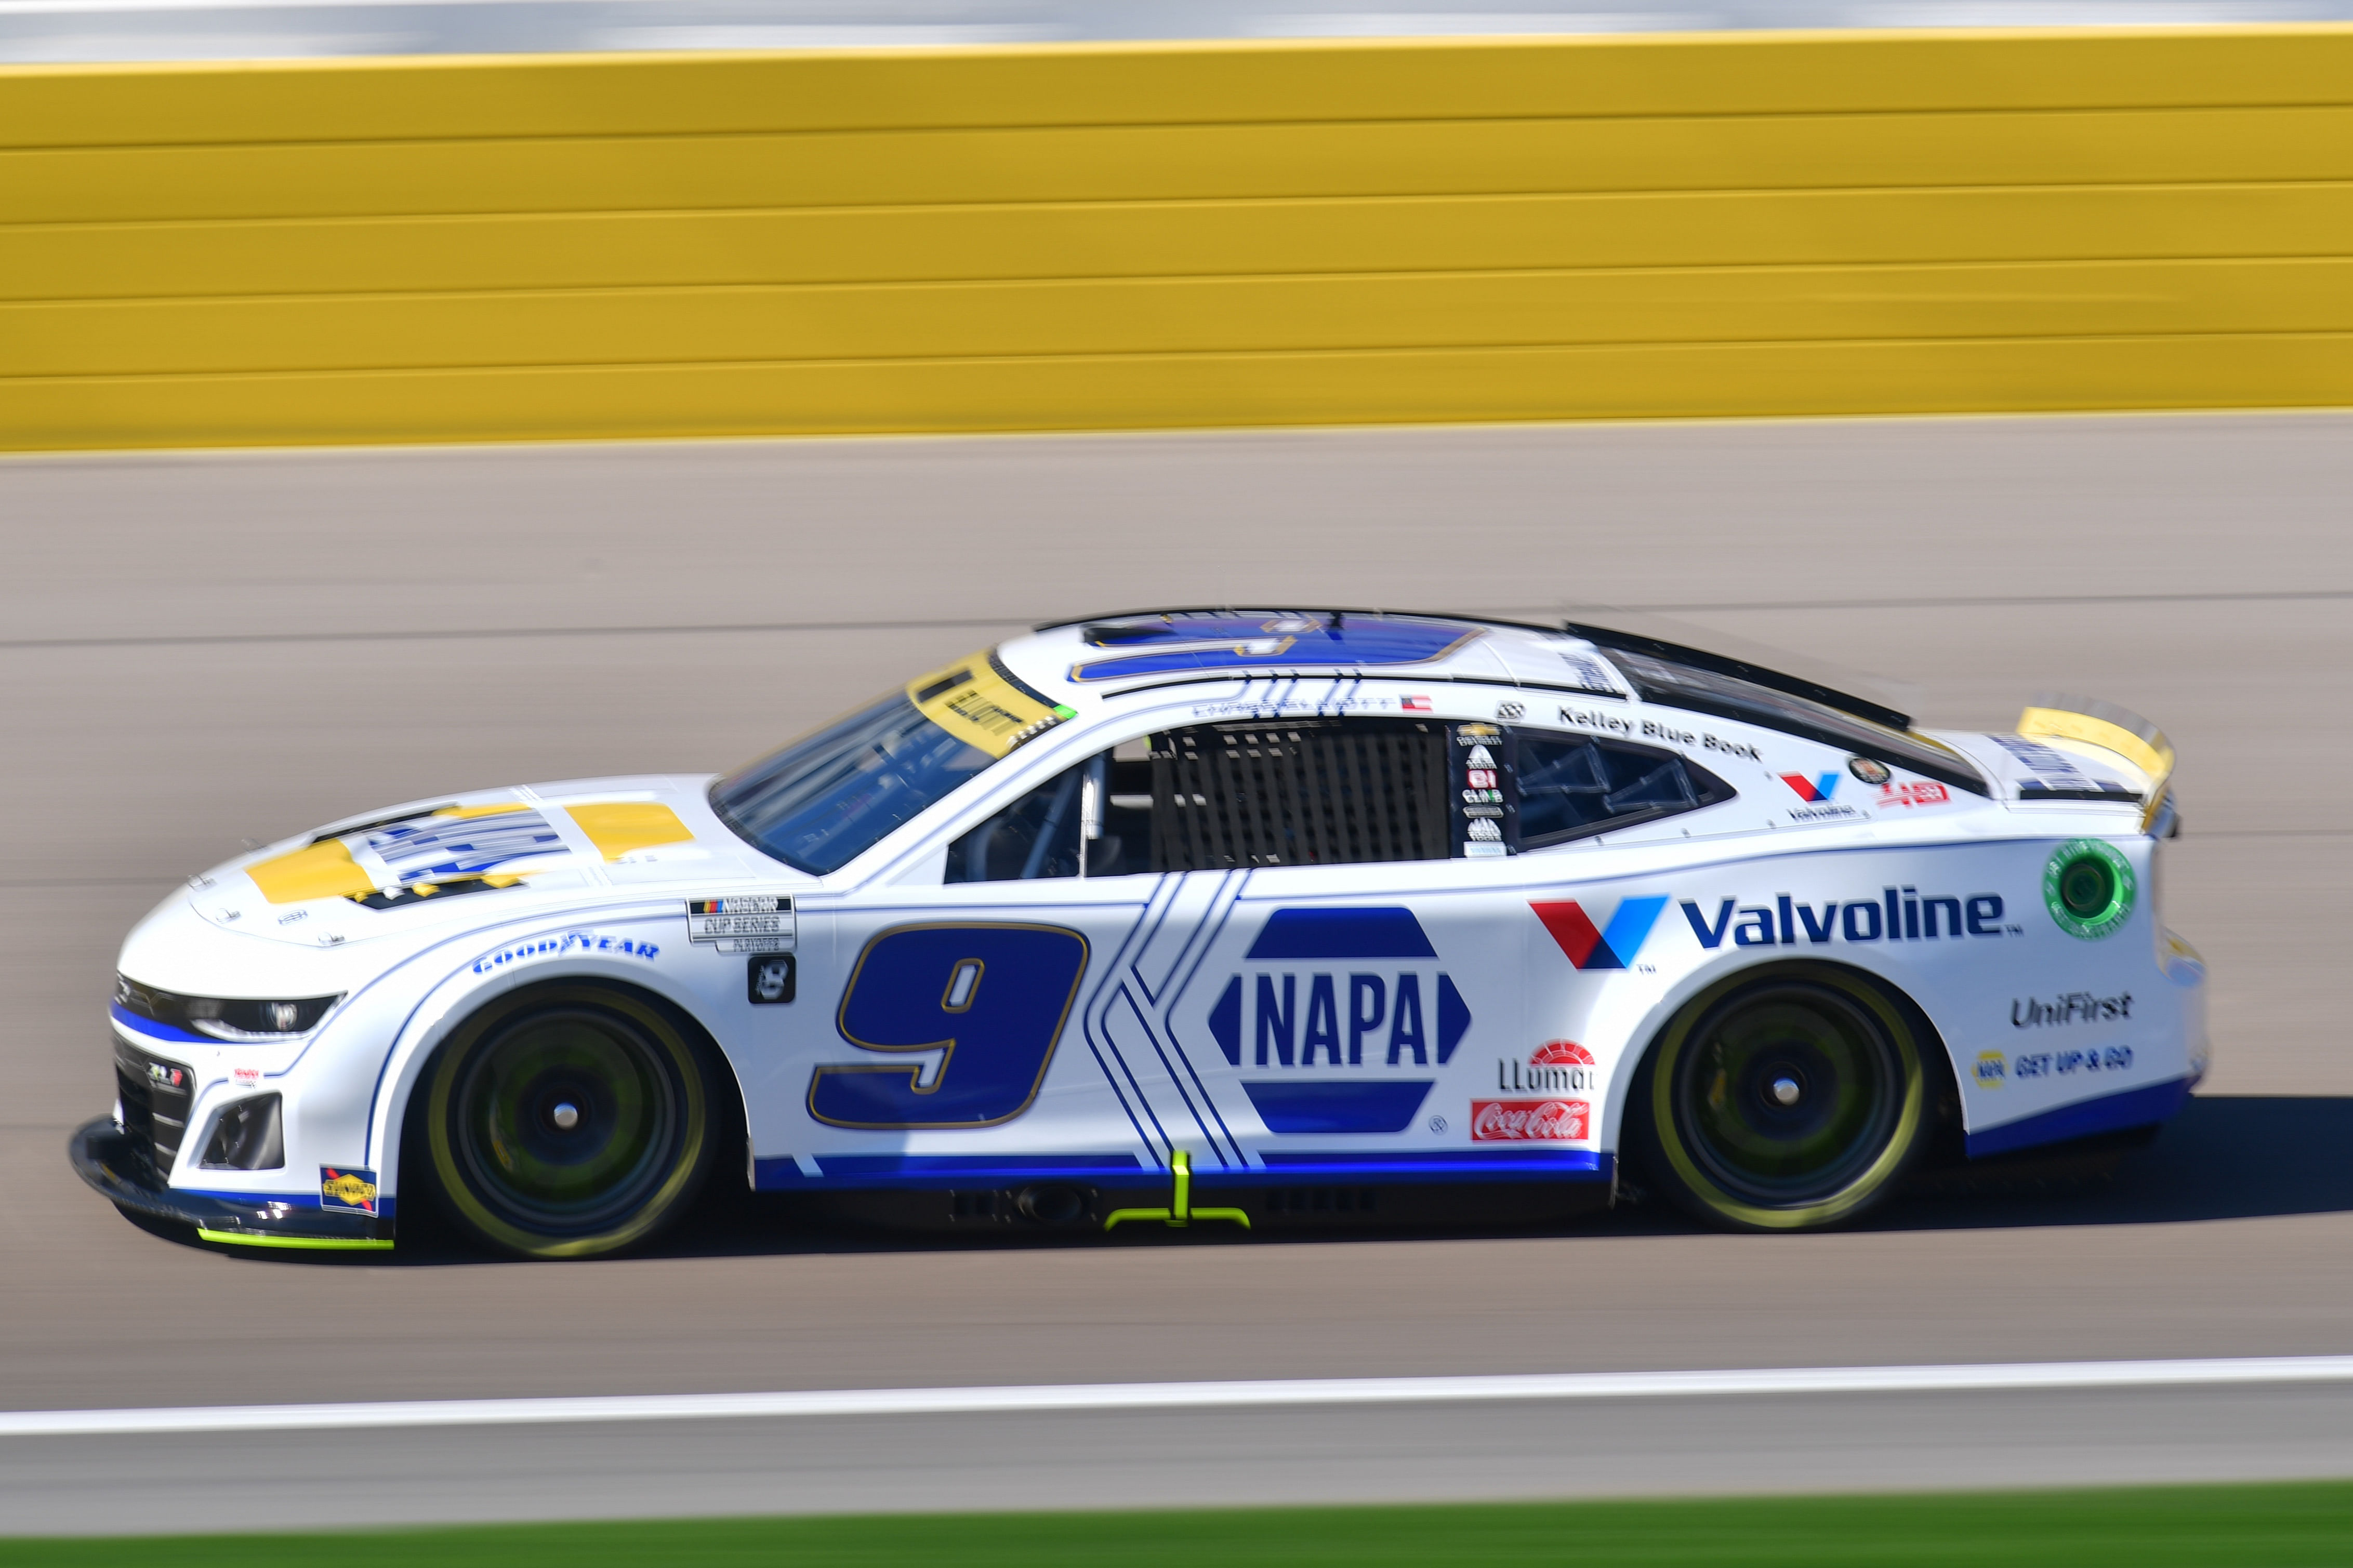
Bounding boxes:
[809,923,1089,1128]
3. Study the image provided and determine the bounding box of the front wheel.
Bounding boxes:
[1636,965,1928,1231]
[419,985,715,1259]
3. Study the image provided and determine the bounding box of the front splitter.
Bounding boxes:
[68,1117,392,1251]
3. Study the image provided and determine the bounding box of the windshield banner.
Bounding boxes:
[906,652,1070,759]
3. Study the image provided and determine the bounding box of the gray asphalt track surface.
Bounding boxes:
[15,1383,2353,1535]
[5,411,2353,1530]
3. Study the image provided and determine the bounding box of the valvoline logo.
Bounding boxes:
[1779,773,1841,803]
[1529,897,1669,970]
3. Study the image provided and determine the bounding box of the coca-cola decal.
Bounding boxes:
[1496,1040,1595,1095]
[1471,1098,1590,1142]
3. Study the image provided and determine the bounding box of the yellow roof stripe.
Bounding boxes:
[567,802,696,861]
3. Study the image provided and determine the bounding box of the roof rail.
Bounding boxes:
[1029,607,1561,636]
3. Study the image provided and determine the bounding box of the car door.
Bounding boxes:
[1109,711,1530,1184]
[779,737,1169,1191]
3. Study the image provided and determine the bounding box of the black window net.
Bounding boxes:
[1150,720,1450,870]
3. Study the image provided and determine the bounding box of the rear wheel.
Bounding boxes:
[420,985,713,1259]
[1638,965,1927,1231]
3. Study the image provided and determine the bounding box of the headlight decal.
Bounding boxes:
[115,976,340,1041]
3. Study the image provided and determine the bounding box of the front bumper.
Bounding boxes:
[68,1117,392,1251]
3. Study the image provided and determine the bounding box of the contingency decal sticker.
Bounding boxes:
[319,1165,379,1216]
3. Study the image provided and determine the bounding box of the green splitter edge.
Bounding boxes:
[196,1228,393,1251]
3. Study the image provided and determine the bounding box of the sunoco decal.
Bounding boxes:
[320,1165,378,1216]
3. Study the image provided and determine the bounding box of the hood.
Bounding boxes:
[186,776,801,947]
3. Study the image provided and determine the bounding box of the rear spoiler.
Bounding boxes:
[2017,694,2175,834]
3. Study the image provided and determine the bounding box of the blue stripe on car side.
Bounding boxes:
[1236,1150,1610,1184]
[754,1153,1147,1191]
[751,1150,1610,1190]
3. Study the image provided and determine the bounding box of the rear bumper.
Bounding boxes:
[68,1117,392,1250]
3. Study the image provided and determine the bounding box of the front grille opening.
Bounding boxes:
[1150,720,1449,870]
[113,1040,195,1180]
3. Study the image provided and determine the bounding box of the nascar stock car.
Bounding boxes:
[71,611,2205,1258]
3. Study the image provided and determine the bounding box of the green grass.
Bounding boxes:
[10,1484,2353,1566]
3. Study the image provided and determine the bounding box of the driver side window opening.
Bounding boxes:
[945,739,1154,883]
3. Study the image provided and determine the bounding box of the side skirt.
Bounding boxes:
[1963,1078,2193,1160]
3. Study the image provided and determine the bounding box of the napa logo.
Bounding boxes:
[1204,907,1469,1137]
[1206,908,1470,1068]
[1779,773,1842,804]
[1528,896,1670,971]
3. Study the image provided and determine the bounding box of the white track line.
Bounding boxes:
[10,1356,2353,1438]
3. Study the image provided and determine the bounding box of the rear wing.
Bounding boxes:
[2016,694,2176,835]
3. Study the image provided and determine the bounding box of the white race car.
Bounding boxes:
[72,612,2206,1257]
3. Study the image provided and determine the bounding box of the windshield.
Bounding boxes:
[710,693,990,874]
[709,651,1072,875]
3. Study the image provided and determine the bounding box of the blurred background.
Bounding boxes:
[5,0,2351,61]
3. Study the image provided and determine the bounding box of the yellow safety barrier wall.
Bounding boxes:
[2,27,2350,449]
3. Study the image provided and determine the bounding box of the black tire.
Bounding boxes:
[1635,964,1928,1231]
[418,984,715,1259]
